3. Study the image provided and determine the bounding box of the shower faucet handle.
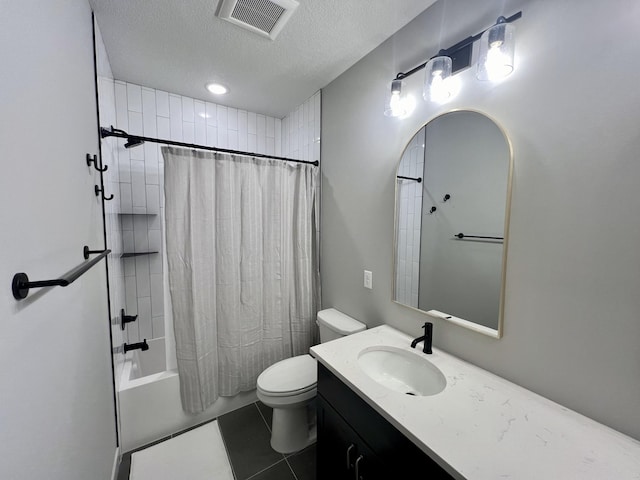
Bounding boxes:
[123,339,149,353]
[121,308,138,330]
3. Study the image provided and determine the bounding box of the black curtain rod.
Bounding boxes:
[100,126,319,167]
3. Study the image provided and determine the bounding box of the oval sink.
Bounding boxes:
[357,346,447,396]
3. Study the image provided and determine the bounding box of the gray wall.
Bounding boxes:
[0,1,117,478]
[320,0,640,440]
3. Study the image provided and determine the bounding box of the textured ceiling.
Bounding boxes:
[89,0,437,118]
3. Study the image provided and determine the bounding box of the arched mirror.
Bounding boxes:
[393,110,513,338]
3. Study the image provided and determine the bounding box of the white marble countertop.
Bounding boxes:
[310,325,640,480]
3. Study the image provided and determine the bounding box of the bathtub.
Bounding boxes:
[119,337,257,452]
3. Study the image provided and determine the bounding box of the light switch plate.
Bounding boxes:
[364,270,373,289]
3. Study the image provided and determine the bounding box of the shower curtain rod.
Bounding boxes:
[100,126,319,166]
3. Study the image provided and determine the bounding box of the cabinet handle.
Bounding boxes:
[354,455,364,480]
[346,444,356,469]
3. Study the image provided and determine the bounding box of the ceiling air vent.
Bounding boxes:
[218,0,299,40]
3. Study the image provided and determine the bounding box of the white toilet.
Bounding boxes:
[256,308,366,454]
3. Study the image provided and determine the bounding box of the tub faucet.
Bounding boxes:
[410,322,433,354]
[123,339,149,353]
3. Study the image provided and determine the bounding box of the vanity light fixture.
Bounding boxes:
[205,82,228,95]
[385,10,521,114]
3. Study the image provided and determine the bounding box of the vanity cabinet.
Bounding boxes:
[317,396,385,480]
[317,364,455,480]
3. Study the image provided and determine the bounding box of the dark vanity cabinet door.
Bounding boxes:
[317,364,455,480]
[318,396,387,480]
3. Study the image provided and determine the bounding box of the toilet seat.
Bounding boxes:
[257,354,317,397]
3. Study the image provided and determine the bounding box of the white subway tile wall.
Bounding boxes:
[113,81,321,344]
[281,91,321,163]
[395,129,424,308]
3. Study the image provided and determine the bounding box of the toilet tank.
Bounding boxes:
[317,308,366,343]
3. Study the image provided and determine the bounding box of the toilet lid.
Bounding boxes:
[257,354,317,396]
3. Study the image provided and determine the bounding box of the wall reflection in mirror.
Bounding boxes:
[393,110,512,338]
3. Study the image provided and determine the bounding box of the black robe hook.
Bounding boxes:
[86,153,107,172]
[95,185,114,201]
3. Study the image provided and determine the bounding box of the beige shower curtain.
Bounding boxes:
[162,147,319,414]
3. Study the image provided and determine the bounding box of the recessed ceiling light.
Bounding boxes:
[206,83,228,95]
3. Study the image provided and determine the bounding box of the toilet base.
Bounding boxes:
[269,402,317,454]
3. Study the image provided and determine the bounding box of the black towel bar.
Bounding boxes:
[454,233,504,242]
[396,175,422,183]
[12,247,111,300]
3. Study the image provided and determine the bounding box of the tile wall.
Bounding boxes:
[395,128,424,308]
[281,91,321,164]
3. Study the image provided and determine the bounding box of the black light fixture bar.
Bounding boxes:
[100,126,319,167]
[12,247,111,300]
[394,11,522,81]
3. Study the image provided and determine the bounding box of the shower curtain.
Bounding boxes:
[162,147,319,414]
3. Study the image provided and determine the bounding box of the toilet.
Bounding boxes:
[256,308,366,454]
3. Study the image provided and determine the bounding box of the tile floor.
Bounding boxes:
[117,402,316,480]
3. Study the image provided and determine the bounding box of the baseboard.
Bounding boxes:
[111,447,120,480]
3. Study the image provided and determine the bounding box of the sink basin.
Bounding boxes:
[357,346,447,396]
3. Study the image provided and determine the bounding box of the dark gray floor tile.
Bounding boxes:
[256,401,273,431]
[249,460,296,480]
[287,444,316,480]
[219,403,284,480]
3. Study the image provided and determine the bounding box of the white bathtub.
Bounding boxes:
[119,337,257,452]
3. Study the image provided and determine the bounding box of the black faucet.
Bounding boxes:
[123,339,149,353]
[410,322,433,354]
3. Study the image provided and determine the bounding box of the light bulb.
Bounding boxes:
[484,44,513,81]
[429,72,451,102]
[389,92,401,110]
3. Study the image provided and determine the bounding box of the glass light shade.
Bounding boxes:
[476,21,515,81]
[423,56,453,102]
[384,80,407,117]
